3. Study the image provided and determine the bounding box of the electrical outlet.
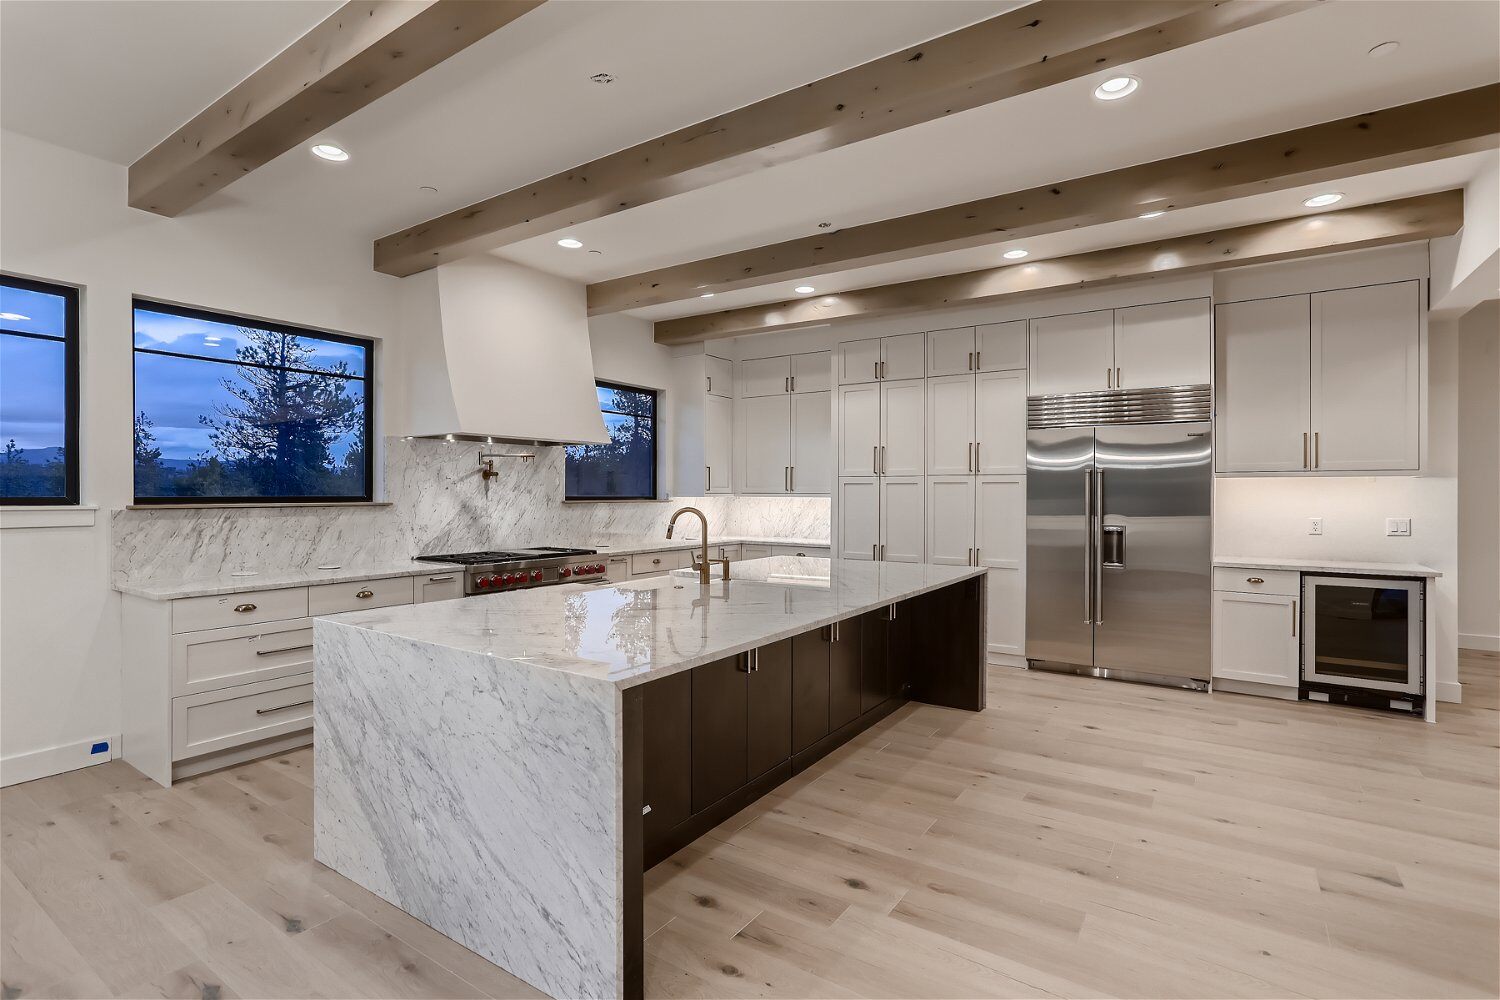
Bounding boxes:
[1308,517,1323,536]
[1386,517,1412,537]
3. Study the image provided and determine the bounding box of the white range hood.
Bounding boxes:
[400,256,609,445]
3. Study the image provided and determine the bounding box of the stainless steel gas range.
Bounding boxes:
[414,547,611,595]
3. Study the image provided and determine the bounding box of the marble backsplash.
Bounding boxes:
[112,437,830,587]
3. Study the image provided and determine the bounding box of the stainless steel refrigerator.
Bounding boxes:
[1025,386,1213,689]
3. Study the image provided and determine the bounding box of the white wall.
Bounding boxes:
[0,130,404,783]
[1457,299,1500,650]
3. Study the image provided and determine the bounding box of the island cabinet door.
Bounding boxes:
[746,639,793,780]
[887,599,916,700]
[691,654,750,812]
[791,628,831,753]
[640,671,692,863]
[829,618,863,729]
[860,610,891,714]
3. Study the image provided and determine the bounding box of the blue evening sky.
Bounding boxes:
[1,284,70,452]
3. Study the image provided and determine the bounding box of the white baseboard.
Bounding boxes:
[1437,681,1463,704]
[1,736,119,787]
[1459,633,1499,652]
[986,651,1028,668]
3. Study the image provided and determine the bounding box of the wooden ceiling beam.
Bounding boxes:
[373,0,1318,277]
[653,190,1462,344]
[128,0,544,217]
[599,85,1499,313]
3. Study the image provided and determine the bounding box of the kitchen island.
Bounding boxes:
[312,557,986,1000]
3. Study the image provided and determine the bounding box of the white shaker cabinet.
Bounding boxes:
[739,394,792,492]
[704,393,733,494]
[975,369,1026,474]
[1113,299,1211,389]
[976,475,1026,655]
[926,374,976,475]
[1028,310,1114,395]
[882,332,926,381]
[977,320,1027,372]
[879,477,925,563]
[926,477,976,567]
[791,351,832,393]
[1212,589,1299,688]
[838,338,882,384]
[739,356,792,397]
[705,355,733,397]
[928,327,976,377]
[878,379,925,476]
[1311,281,1419,471]
[790,391,832,494]
[1215,295,1311,473]
[837,383,881,476]
[838,478,880,560]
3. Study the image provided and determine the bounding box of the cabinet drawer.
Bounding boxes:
[772,545,829,558]
[1212,567,1299,596]
[415,573,463,603]
[309,575,415,615]
[171,673,313,761]
[631,550,690,576]
[741,544,773,561]
[171,587,308,634]
[714,544,742,562]
[171,619,314,697]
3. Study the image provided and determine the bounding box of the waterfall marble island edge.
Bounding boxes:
[312,556,988,1000]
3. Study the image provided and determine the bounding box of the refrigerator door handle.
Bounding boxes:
[1082,467,1093,624]
[1094,469,1105,625]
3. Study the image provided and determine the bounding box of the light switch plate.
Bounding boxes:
[1308,517,1323,536]
[1386,517,1412,537]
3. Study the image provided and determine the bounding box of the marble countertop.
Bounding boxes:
[319,557,983,689]
[112,535,832,600]
[114,559,468,600]
[1214,557,1442,578]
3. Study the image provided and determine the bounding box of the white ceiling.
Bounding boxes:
[0,0,340,164]
[1,0,1495,325]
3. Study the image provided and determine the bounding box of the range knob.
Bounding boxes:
[593,564,606,574]
[531,569,544,581]
[558,567,572,578]
[477,576,493,589]
[501,573,516,585]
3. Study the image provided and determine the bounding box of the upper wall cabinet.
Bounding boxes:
[1215,280,1419,474]
[977,321,1026,372]
[791,351,832,393]
[1028,300,1211,395]
[739,356,791,397]
[839,333,924,384]
[928,327,976,377]
[706,355,733,398]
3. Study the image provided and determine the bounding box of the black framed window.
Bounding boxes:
[1,275,80,505]
[132,300,373,504]
[565,381,657,500]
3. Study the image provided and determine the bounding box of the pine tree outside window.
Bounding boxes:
[132,300,373,503]
[1,275,80,506]
[566,382,657,500]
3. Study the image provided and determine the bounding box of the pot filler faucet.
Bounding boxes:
[666,506,728,584]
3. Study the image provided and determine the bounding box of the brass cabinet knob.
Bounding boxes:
[1247,577,1264,585]
[356,589,374,599]
[233,603,257,613]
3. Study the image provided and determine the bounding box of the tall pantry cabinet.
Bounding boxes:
[736,351,833,495]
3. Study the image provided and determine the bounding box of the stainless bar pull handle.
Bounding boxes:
[785,376,790,392]
[789,466,794,491]
[1094,469,1105,625]
[873,445,878,474]
[974,441,980,471]
[1314,431,1320,468]
[881,445,886,474]
[975,350,981,369]
[1302,432,1309,469]
[1116,367,1121,387]
[426,575,455,582]
[706,465,711,491]
[1106,368,1112,389]
[706,376,711,393]
[872,543,877,560]
[879,542,885,560]
[887,603,897,622]
[791,375,796,391]
[256,699,312,716]
[1082,468,1093,624]
[256,644,312,657]
[1291,599,1297,637]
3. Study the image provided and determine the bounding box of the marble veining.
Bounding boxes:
[325,557,985,689]
[1214,557,1442,578]
[313,621,621,1000]
[113,437,829,591]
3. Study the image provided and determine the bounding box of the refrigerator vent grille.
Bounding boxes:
[1027,384,1211,428]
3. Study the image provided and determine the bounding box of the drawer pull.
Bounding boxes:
[255,699,312,715]
[1246,577,1264,585]
[427,575,455,582]
[255,643,313,657]
[652,558,661,565]
[233,603,258,613]
[355,589,375,599]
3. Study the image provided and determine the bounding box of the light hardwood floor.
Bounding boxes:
[4,651,1496,999]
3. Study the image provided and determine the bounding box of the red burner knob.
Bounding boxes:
[531,569,544,581]
[558,567,572,578]
[477,576,492,588]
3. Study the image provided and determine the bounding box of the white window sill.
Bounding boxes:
[124,501,392,511]
[0,506,98,529]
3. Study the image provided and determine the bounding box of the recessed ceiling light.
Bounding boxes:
[1138,209,1166,219]
[557,238,584,249]
[1302,192,1344,208]
[1003,249,1029,260]
[310,143,349,162]
[1368,40,1400,58]
[794,285,816,294]
[700,292,715,298]
[0,312,30,322]
[1093,75,1139,101]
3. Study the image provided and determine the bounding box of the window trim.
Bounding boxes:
[565,379,659,502]
[1,274,80,507]
[131,298,375,505]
